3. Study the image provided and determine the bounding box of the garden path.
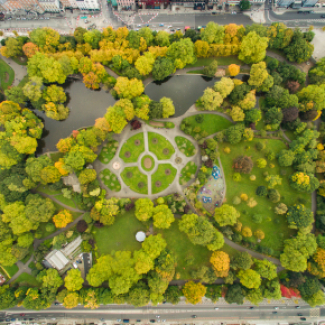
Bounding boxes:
[7,255,34,284]
[0,54,27,86]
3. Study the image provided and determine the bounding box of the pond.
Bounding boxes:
[36,79,116,155]
[37,74,248,153]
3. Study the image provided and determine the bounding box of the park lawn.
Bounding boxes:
[185,56,242,68]
[36,184,62,195]
[148,132,175,160]
[0,58,14,90]
[11,56,28,66]
[284,130,296,141]
[121,167,148,194]
[1,264,19,278]
[179,161,198,185]
[99,140,119,164]
[182,114,233,138]
[175,136,197,157]
[14,272,41,287]
[93,210,144,256]
[37,221,57,239]
[52,201,82,220]
[141,155,155,172]
[146,121,175,129]
[18,75,29,87]
[54,194,77,209]
[219,138,311,258]
[28,262,36,269]
[119,133,145,163]
[99,168,121,192]
[151,164,177,194]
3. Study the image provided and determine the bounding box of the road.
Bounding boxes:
[3,304,317,323]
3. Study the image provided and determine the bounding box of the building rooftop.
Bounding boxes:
[44,250,69,270]
[61,236,83,259]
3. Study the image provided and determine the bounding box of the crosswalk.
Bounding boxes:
[309,308,320,317]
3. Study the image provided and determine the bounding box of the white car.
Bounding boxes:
[168,25,172,28]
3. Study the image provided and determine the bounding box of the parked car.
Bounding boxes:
[321,14,325,17]
[159,23,164,26]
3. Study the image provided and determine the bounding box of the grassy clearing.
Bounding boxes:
[119,133,145,163]
[121,166,148,194]
[52,201,82,220]
[141,155,155,172]
[1,264,19,278]
[284,130,296,141]
[180,161,198,185]
[175,136,197,157]
[151,163,177,194]
[185,56,242,68]
[54,194,76,209]
[36,184,61,195]
[94,210,144,256]
[99,168,121,192]
[148,132,175,160]
[219,138,311,258]
[0,59,14,90]
[14,273,41,287]
[98,140,119,164]
[11,56,28,66]
[182,114,233,138]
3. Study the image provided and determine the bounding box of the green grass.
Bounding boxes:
[52,201,82,220]
[14,272,41,287]
[54,194,76,209]
[187,69,204,74]
[18,75,29,87]
[0,58,14,90]
[1,264,18,278]
[179,161,198,185]
[99,168,121,192]
[93,210,144,256]
[11,56,28,66]
[151,164,177,194]
[28,262,36,269]
[121,167,148,194]
[141,155,155,172]
[36,184,62,195]
[284,130,296,141]
[146,120,175,129]
[119,133,145,163]
[37,222,57,239]
[185,56,242,68]
[49,152,64,163]
[148,132,175,160]
[99,140,119,164]
[175,136,197,157]
[182,114,233,138]
[219,138,311,258]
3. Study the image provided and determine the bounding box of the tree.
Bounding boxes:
[239,0,251,9]
[284,29,314,63]
[206,230,224,251]
[246,288,264,305]
[286,204,313,232]
[210,251,230,277]
[152,205,175,229]
[233,156,253,174]
[254,259,277,280]
[225,284,245,305]
[194,40,210,58]
[277,149,295,167]
[76,220,88,233]
[214,77,234,99]
[201,22,225,44]
[232,251,253,270]
[127,284,150,307]
[256,158,267,168]
[165,286,182,305]
[237,269,261,289]
[261,279,281,300]
[78,169,97,185]
[228,64,240,77]
[114,77,144,100]
[2,37,24,58]
[245,109,261,123]
[142,234,167,260]
[182,281,206,305]
[298,276,321,299]
[200,88,223,111]
[152,57,175,81]
[133,249,154,275]
[63,292,80,309]
[160,97,175,118]
[230,106,245,121]
[248,62,269,88]
[275,203,288,215]
[37,268,63,288]
[238,32,269,64]
[17,233,34,248]
[135,52,155,76]
[297,84,325,112]
[167,38,196,69]
[65,269,84,291]
[256,186,268,197]
[135,198,154,222]
[4,87,28,105]
[53,210,73,228]
[214,204,240,227]
[203,60,218,77]
[290,172,319,193]
[25,194,56,223]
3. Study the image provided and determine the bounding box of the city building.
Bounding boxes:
[277,0,295,7]
[60,0,79,8]
[0,0,6,11]
[38,0,61,11]
[44,250,70,270]
[75,0,100,10]
[2,0,45,12]
[116,0,135,10]
[302,0,318,6]
[226,0,265,6]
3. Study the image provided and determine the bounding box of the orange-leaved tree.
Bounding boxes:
[210,251,230,277]
[53,209,73,228]
[182,281,206,305]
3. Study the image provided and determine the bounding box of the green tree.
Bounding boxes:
[200,88,223,111]
[152,205,175,229]
[182,281,206,305]
[17,233,34,248]
[231,251,253,270]
[37,268,63,288]
[152,57,175,81]
[160,97,175,118]
[113,77,144,100]
[277,149,295,167]
[142,234,167,260]
[225,284,245,305]
[214,77,235,99]
[201,22,225,44]
[253,259,277,280]
[25,194,56,223]
[286,204,314,231]
[135,198,154,222]
[246,288,263,305]
[214,204,240,227]
[240,0,251,10]
[127,283,150,307]
[65,269,84,291]
[237,269,261,289]
[203,60,218,78]
[5,86,28,104]
[238,31,269,64]
[261,279,281,300]
[167,38,196,69]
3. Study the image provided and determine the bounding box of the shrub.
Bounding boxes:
[240,193,248,201]
[233,222,242,232]
[233,156,253,174]
[232,196,241,205]
[250,175,256,181]
[247,197,257,208]
[242,226,252,237]
[256,142,265,150]
[252,214,263,224]
[254,230,265,240]
[223,147,231,154]
[275,203,288,215]
[256,186,268,196]
[76,220,88,233]
[268,189,281,203]
[233,173,242,182]
[256,158,267,168]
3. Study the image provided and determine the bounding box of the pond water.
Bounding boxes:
[35,79,116,155]
[37,74,248,153]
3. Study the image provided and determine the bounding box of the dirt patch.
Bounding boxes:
[149,121,164,128]
[144,157,152,169]
[4,72,9,83]
[124,151,131,158]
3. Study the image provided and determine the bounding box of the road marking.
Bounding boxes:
[310,308,320,317]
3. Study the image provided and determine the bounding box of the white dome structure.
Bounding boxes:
[136,231,146,242]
